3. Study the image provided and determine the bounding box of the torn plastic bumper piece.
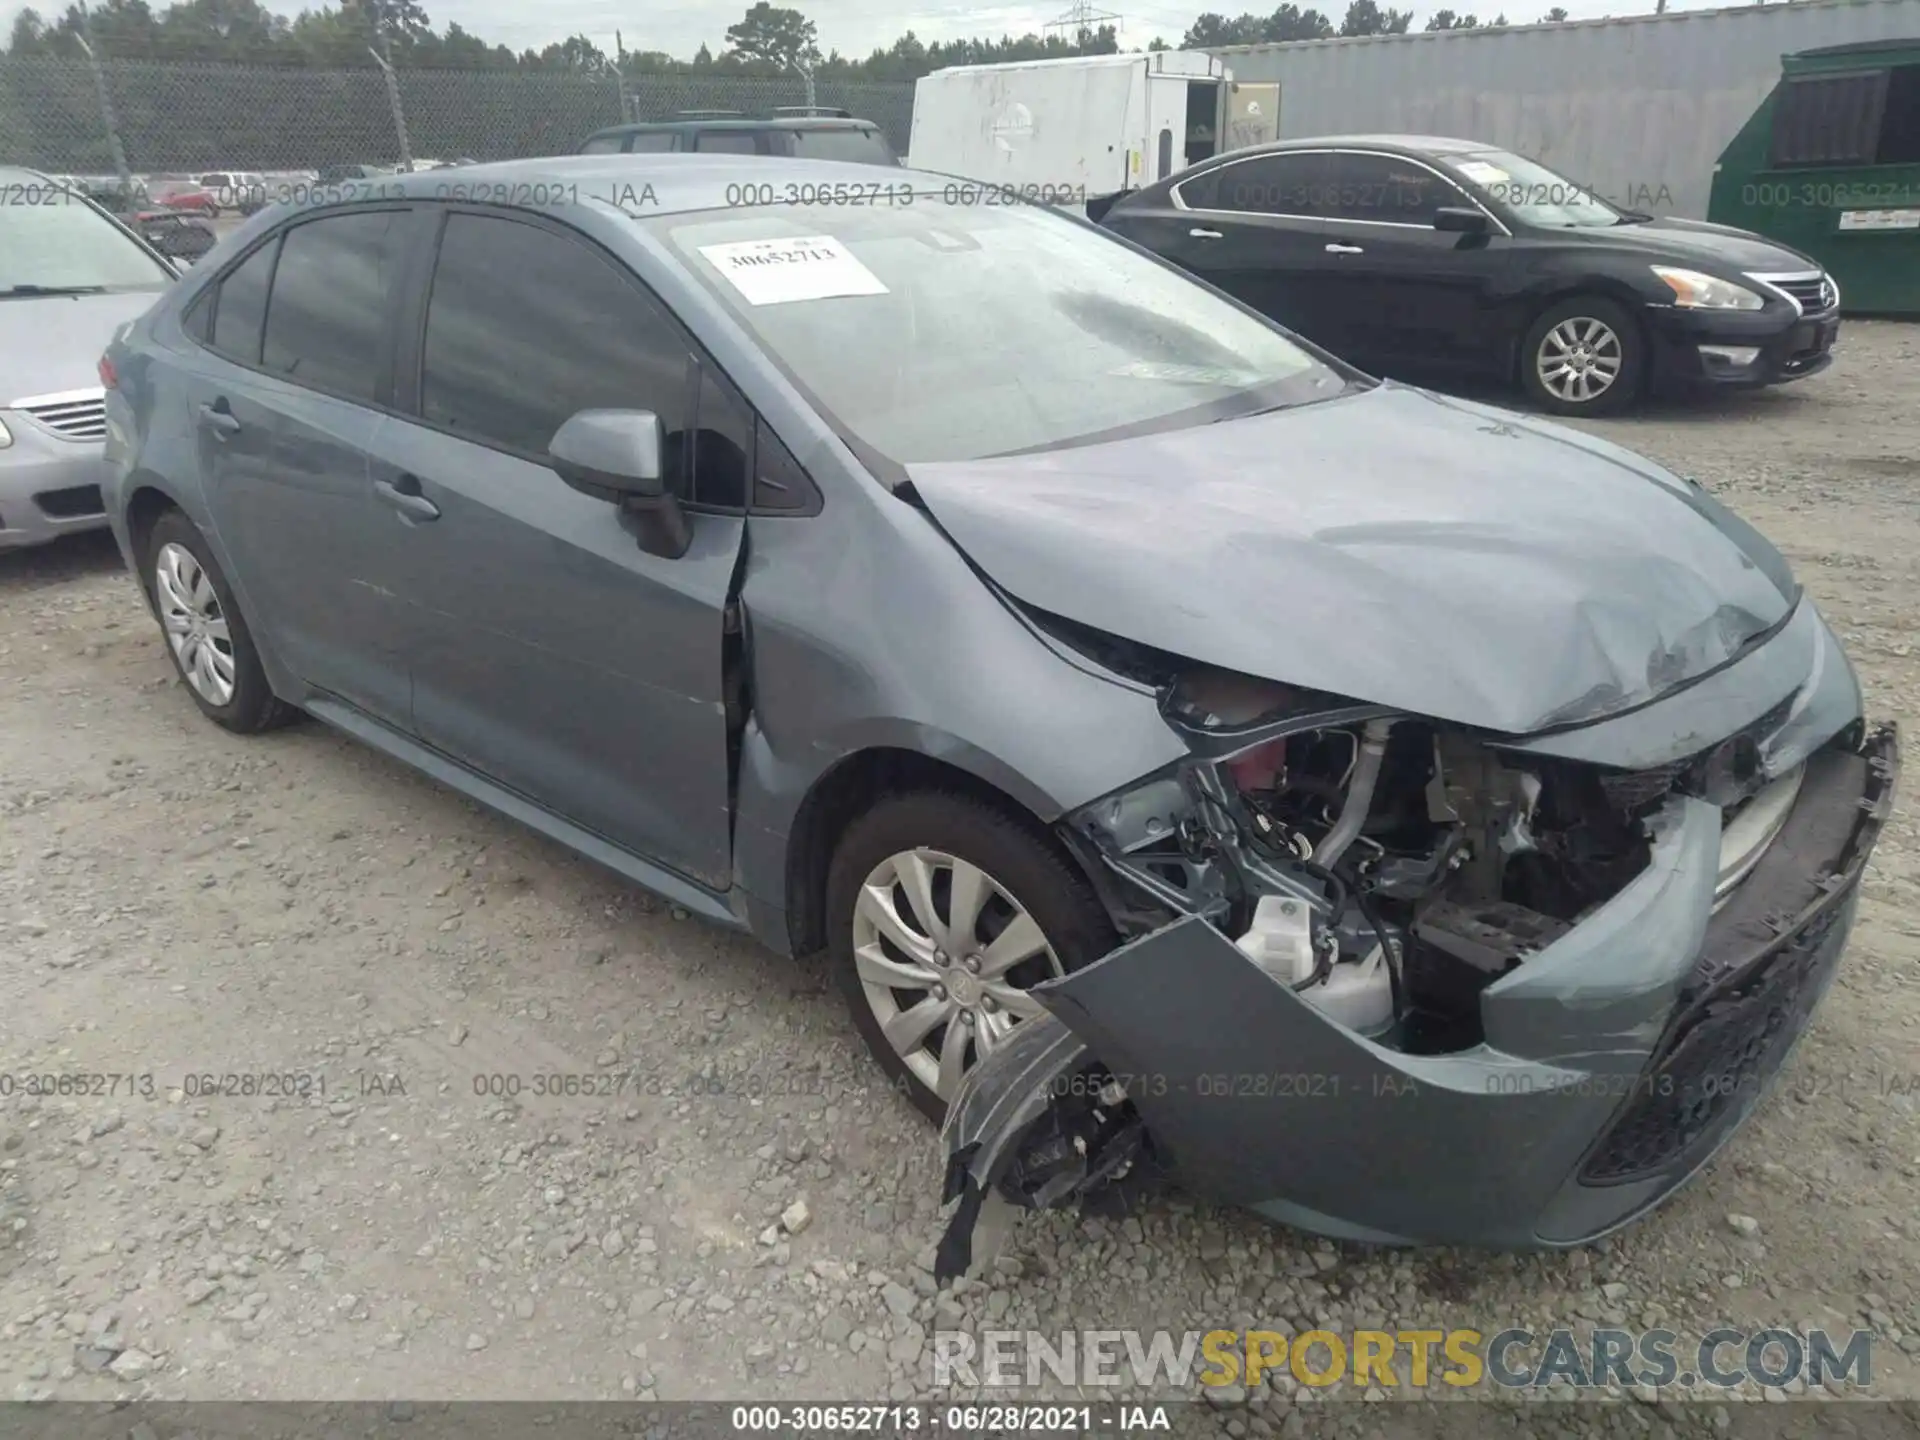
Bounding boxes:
[936,725,1896,1273]
[935,1009,1157,1282]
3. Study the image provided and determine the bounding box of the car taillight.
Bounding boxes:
[98,354,118,389]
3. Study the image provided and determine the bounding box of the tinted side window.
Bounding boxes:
[1320,153,1469,225]
[182,290,213,344]
[690,369,750,510]
[1200,153,1329,216]
[628,132,677,154]
[581,135,624,154]
[209,236,277,365]
[261,211,403,401]
[419,213,693,492]
[695,131,761,154]
[752,419,817,513]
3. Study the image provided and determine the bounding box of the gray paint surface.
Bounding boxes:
[908,381,1794,736]
[1207,0,1920,220]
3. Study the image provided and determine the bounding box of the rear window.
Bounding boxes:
[628,133,677,154]
[581,136,623,155]
[789,127,895,165]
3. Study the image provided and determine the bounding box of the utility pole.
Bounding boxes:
[74,4,133,197]
[1044,0,1124,46]
[367,38,414,173]
[790,54,818,108]
[614,30,632,122]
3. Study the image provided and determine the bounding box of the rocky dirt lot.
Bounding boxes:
[2,323,1918,1436]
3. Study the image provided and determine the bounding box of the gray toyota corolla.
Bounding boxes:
[98,156,1896,1265]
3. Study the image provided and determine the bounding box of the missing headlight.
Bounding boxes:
[1066,703,1668,1056]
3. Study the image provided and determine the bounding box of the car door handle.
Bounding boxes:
[196,401,240,436]
[374,476,440,523]
[1325,243,1365,254]
[1188,227,1224,239]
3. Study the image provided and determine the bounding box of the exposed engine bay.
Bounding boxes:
[1065,666,1709,1057]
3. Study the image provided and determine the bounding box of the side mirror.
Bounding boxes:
[1434,206,1490,235]
[549,408,690,559]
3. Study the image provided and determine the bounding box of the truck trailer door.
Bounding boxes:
[1145,75,1217,184]
[1223,82,1280,154]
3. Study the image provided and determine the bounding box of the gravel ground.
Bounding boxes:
[2,322,1918,1432]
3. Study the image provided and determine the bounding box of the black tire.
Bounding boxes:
[827,790,1115,1123]
[144,509,299,734]
[1519,294,1646,417]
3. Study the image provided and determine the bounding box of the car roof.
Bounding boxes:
[1255,134,1499,156]
[594,116,878,135]
[367,154,924,218]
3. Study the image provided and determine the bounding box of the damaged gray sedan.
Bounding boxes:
[95,158,1896,1267]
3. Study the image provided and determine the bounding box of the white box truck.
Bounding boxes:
[906,52,1279,205]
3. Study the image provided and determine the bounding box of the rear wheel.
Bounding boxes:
[145,510,298,734]
[827,791,1115,1122]
[1520,295,1645,416]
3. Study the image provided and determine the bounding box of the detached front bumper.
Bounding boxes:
[938,724,1896,1268]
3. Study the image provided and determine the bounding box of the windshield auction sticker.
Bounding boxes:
[1454,160,1510,187]
[697,234,888,306]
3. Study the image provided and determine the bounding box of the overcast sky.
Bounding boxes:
[5,0,1733,60]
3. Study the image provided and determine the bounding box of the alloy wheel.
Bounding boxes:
[851,848,1063,1103]
[154,541,236,706]
[1536,316,1624,405]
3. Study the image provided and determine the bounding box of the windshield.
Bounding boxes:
[0,186,173,292]
[1445,150,1627,229]
[650,197,1344,464]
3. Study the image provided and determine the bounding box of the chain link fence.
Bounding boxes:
[0,57,915,177]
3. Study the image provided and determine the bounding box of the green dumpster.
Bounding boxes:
[1709,38,1920,316]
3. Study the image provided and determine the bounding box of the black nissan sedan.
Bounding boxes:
[1096,135,1841,416]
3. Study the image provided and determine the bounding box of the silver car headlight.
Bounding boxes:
[1652,266,1764,311]
[0,416,12,449]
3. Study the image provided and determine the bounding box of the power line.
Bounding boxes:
[1042,0,1126,39]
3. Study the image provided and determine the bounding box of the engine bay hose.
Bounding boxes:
[1312,717,1393,871]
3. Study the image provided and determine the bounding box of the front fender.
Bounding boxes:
[729,485,1191,942]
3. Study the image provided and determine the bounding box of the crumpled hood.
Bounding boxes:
[905,383,1796,736]
[0,290,163,404]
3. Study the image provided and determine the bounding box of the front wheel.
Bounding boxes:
[1520,295,1646,417]
[827,792,1115,1122]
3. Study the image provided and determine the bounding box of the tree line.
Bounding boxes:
[1185,0,1570,43]
[3,0,1574,75]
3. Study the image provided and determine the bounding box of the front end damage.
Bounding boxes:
[935,645,1899,1276]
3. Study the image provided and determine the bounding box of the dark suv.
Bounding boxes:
[580,108,898,165]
